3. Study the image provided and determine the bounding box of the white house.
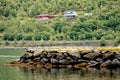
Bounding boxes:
[64,10,77,18]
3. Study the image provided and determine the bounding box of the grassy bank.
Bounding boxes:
[0,40,116,48]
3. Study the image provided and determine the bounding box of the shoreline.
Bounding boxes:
[0,46,120,52]
[8,46,120,69]
[0,47,28,50]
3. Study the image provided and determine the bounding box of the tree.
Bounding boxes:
[53,22,65,33]
[24,34,33,40]
[0,0,120,42]
[68,31,79,40]
[16,33,23,41]
[40,32,51,41]
[14,38,17,46]
[100,37,106,46]
[4,40,9,46]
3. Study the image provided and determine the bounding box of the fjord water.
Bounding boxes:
[0,49,120,80]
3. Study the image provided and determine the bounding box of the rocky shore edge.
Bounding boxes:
[8,48,120,69]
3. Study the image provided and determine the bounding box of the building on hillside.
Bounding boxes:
[36,14,57,20]
[64,10,77,18]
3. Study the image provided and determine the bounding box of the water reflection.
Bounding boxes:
[0,55,20,58]
[1,56,120,80]
[19,67,120,80]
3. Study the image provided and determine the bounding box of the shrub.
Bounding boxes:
[100,37,106,46]
[2,33,15,41]
[16,33,23,41]
[4,40,9,46]
[24,34,33,40]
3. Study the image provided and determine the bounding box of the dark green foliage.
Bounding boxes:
[100,37,106,46]
[3,10,9,17]
[0,21,6,32]
[40,32,50,41]
[34,34,41,41]
[4,40,9,46]
[14,39,17,46]
[3,33,15,41]
[16,33,23,41]
[107,17,119,28]
[0,0,119,46]
[68,31,79,40]
[2,33,9,40]
[24,34,33,40]
[53,22,65,33]
[0,26,5,32]
[114,35,120,46]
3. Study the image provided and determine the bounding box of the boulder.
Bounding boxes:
[50,58,59,64]
[111,58,120,67]
[83,53,101,60]
[73,62,89,68]
[100,50,110,54]
[89,60,99,68]
[80,50,90,58]
[96,58,103,64]
[68,51,81,58]
[33,50,42,57]
[33,57,41,61]
[100,60,112,68]
[102,52,115,61]
[59,59,69,64]
[40,58,48,64]
[26,48,37,54]
[69,59,77,65]
[66,56,72,61]
[47,52,52,58]
[9,48,120,69]
[45,63,53,68]
[77,59,89,63]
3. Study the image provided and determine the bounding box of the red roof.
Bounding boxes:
[36,14,54,20]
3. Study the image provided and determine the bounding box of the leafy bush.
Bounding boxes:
[100,37,106,46]
[3,33,15,41]
[4,40,9,46]
[24,34,33,40]
[40,32,51,41]
[0,0,120,42]
[16,33,23,41]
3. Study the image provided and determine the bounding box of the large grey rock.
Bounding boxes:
[83,53,101,60]
[112,58,120,66]
[89,60,99,68]
[68,50,81,58]
[40,58,48,64]
[101,59,112,67]
[33,57,41,61]
[96,58,103,63]
[50,58,59,64]
[77,59,89,63]
[59,59,69,64]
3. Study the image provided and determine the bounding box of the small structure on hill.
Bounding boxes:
[36,14,57,20]
[64,10,77,18]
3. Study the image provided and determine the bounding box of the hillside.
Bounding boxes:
[0,0,120,45]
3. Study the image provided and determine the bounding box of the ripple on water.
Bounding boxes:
[0,55,20,58]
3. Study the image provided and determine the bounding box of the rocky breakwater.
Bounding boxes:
[9,48,120,69]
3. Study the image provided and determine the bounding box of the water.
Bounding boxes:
[0,49,120,80]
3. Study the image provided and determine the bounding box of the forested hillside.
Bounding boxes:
[0,0,120,44]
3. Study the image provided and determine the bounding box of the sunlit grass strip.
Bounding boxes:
[96,47,120,52]
[36,46,120,52]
